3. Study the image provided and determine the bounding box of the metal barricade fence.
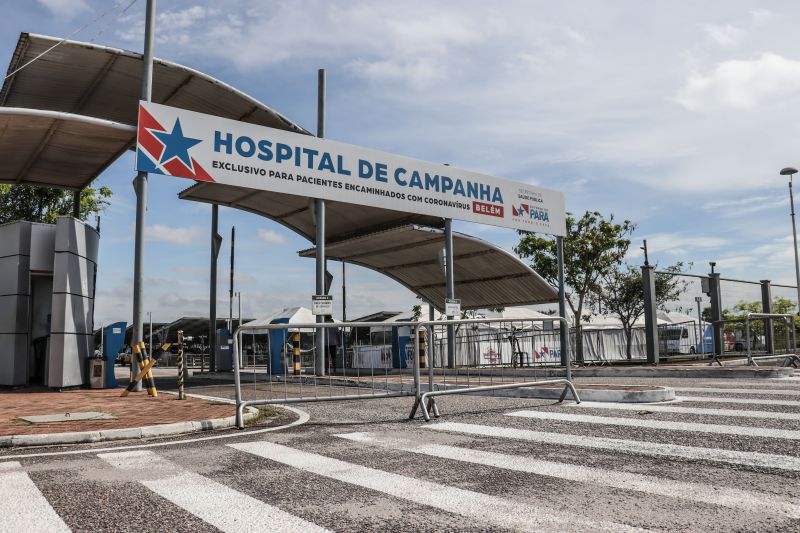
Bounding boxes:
[409,317,578,422]
[711,313,799,366]
[232,318,579,427]
[743,313,798,367]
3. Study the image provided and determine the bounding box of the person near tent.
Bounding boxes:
[326,318,340,373]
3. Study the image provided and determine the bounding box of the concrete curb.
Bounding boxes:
[0,396,258,449]
[503,385,675,403]
[447,366,796,380]
[566,367,794,379]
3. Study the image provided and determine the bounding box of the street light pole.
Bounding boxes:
[780,167,800,313]
[147,311,152,357]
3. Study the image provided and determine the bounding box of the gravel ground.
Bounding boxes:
[2,372,799,531]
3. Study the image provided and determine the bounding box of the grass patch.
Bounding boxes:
[245,406,281,426]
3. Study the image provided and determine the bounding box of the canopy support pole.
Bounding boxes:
[557,236,571,380]
[209,204,220,372]
[315,68,327,376]
[71,190,81,219]
[342,261,346,321]
[131,0,156,392]
[445,218,456,369]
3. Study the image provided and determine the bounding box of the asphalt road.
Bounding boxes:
[1,371,800,532]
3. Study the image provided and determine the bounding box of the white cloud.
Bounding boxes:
[257,228,287,245]
[37,0,90,18]
[628,233,729,259]
[675,53,800,111]
[147,224,204,245]
[702,195,786,217]
[703,24,744,47]
[750,9,773,26]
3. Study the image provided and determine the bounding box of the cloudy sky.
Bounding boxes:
[3,0,800,324]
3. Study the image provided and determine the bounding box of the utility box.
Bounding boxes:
[89,357,105,389]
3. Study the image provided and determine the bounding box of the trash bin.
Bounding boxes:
[89,354,106,389]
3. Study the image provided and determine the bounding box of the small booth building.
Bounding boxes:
[0,217,99,388]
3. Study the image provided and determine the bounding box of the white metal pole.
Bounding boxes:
[315,69,327,376]
[445,219,455,369]
[131,0,156,392]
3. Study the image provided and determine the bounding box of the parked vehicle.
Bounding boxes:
[663,325,699,354]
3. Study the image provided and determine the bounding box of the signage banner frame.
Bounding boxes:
[136,101,566,235]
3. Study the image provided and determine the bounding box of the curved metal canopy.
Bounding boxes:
[299,225,558,309]
[0,32,310,191]
[0,32,555,309]
[0,107,134,189]
[179,181,443,243]
[1,33,308,134]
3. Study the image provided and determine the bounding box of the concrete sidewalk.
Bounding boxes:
[0,386,247,447]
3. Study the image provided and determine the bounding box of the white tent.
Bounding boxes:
[242,307,339,333]
[657,311,699,324]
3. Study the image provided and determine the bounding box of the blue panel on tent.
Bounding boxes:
[217,328,233,371]
[102,322,126,388]
[269,318,290,373]
[392,326,411,369]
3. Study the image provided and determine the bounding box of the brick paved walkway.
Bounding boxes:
[0,388,234,436]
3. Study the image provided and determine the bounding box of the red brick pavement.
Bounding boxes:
[0,387,234,436]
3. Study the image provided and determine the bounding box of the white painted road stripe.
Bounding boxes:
[506,410,800,440]
[428,422,800,471]
[698,380,800,387]
[336,432,800,518]
[98,450,329,533]
[0,462,70,533]
[679,396,800,407]
[577,401,800,421]
[230,441,642,532]
[675,387,800,396]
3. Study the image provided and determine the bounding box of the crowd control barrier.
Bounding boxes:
[232,317,578,427]
[710,313,798,367]
[407,317,578,422]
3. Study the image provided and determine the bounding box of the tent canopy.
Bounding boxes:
[299,225,558,310]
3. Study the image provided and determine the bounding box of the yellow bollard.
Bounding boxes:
[293,333,301,375]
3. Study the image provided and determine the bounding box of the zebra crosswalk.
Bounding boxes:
[2,377,800,532]
[97,450,330,533]
[0,462,69,533]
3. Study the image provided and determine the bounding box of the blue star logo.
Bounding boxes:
[152,118,202,168]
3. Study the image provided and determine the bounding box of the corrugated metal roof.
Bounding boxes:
[299,225,558,309]
[0,32,309,190]
[179,181,443,242]
[1,33,309,134]
[0,107,134,189]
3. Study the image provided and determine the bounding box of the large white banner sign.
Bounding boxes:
[136,101,566,235]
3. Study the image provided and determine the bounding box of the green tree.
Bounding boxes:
[725,298,797,342]
[515,211,635,361]
[595,263,688,359]
[0,184,112,225]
